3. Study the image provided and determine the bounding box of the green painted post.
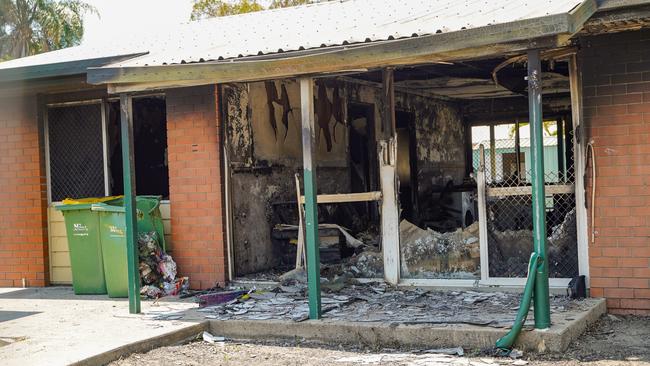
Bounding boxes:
[300,78,321,319]
[120,94,141,314]
[527,50,551,329]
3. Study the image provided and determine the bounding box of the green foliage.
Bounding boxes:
[190,0,264,19]
[508,121,557,138]
[0,0,97,60]
[268,0,311,9]
[191,0,314,20]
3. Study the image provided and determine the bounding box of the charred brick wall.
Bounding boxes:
[580,29,650,314]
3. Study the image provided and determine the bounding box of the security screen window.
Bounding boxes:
[47,103,106,202]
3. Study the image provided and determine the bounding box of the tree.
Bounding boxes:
[268,0,311,9]
[508,121,557,138]
[0,0,96,60]
[191,0,314,20]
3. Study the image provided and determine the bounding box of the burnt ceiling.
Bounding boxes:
[347,57,570,100]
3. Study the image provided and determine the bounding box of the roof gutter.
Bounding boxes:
[88,0,597,93]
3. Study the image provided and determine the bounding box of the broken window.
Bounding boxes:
[107,97,169,198]
[473,120,579,279]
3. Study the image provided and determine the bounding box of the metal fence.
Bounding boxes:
[474,123,578,279]
[47,103,106,202]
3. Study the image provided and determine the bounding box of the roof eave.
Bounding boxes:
[88,0,597,93]
[0,53,148,83]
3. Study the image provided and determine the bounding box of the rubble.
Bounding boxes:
[202,331,225,344]
[489,208,578,277]
[198,283,586,326]
[342,248,383,278]
[399,220,480,278]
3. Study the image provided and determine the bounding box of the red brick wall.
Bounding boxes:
[0,96,49,287]
[165,85,227,289]
[580,29,650,315]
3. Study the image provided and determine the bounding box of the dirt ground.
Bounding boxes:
[110,314,650,366]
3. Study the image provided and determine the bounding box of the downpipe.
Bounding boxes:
[495,252,543,352]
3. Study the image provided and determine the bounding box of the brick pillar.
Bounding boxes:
[166,85,227,289]
[0,96,49,287]
[581,29,650,315]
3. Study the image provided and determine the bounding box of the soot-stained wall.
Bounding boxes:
[225,79,465,275]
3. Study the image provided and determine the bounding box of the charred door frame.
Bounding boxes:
[395,109,418,222]
[347,102,380,224]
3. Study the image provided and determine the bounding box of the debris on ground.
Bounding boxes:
[197,289,248,308]
[337,248,383,278]
[109,314,650,366]
[202,331,225,344]
[138,232,188,299]
[422,347,464,356]
[509,349,524,359]
[488,207,578,278]
[399,220,480,278]
[198,283,586,325]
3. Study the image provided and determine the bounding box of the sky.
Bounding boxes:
[82,1,194,44]
[81,0,275,44]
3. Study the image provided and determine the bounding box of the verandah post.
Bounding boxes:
[119,94,141,314]
[299,77,321,319]
[527,50,551,329]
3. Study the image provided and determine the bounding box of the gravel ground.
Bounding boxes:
[110,314,650,366]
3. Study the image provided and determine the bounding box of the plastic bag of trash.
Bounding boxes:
[140,285,164,298]
[162,277,189,296]
[158,254,177,282]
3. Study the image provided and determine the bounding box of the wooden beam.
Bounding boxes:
[0,75,103,98]
[119,94,141,314]
[300,77,321,320]
[486,184,575,197]
[299,191,382,204]
[382,68,395,138]
[379,139,400,285]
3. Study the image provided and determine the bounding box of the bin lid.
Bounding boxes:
[55,203,94,211]
[62,196,123,205]
[90,203,125,213]
[55,196,124,212]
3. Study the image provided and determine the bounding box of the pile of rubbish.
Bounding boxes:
[198,282,585,325]
[138,231,188,299]
[343,248,384,278]
[399,220,480,278]
[488,208,578,277]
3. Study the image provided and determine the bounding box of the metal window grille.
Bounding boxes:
[47,104,106,202]
[473,122,578,278]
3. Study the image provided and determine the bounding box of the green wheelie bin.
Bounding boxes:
[105,195,166,251]
[92,196,165,298]
[55,203,107,295]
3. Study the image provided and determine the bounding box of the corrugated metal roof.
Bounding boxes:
[1,0,585,76]
[114,0,586,67]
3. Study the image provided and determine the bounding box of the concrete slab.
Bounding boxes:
[208,298,606,353]
[0,287,206,366]
[0,286,606,365]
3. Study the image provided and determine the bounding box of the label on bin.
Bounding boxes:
[72,223,89,237]
[108,225,125,238]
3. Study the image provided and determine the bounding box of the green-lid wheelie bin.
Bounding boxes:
[55,201,109,295]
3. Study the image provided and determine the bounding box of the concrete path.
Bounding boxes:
[0,287,205,366]
[0,286,607,365]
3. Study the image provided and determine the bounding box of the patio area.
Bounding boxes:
[0,287,205,366]
[0,284,605,365]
